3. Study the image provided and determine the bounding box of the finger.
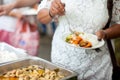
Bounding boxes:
[55,0,61,8]
[58,5,65,12]
[58,9,65,16]
[51,0,65,16]
[95,32,102,41]
[57,0,65,6]
[61,8,65,13]
[51,6,59,15]
[52,0,65,15]
[51,1,60,15]
[53,1,60,9]
[0,11,6,16]
[55,3,65,15]
[55,0,65,10]
[58,1,65,10]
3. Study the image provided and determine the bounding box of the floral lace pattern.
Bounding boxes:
[112,0,120,24]
[38,0,112,80]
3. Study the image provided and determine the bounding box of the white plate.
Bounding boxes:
[63,33,105,49]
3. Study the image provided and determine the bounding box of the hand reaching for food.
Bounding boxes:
[49,0,65,17]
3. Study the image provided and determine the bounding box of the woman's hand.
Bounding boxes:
[0,4,15,16]
[96,30,107,41]
[49,0,65,17]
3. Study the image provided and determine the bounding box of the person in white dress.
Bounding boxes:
[37,0,112,80]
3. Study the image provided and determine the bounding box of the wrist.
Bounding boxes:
[102,30,108,39]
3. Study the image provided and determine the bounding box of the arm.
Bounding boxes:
[37,0,65,24]
[96,24,120,39]
[0,0,39,15]
[13,0,40,8]
[37,8,53,24]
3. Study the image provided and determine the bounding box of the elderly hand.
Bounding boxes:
[96,30,107,41]
[49,0,65,17]
[0,4,15,16]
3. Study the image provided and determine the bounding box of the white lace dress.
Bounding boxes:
[38,0,112,80]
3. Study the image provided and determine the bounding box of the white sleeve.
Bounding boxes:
[37,0,53,12]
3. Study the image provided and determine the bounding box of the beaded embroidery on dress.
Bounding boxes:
[38,0,112,80]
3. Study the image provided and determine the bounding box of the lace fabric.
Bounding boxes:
[112,0,120,24]
[38,0,113,80]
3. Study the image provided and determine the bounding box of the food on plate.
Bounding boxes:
[65,32,93,48]
[0,65,64,80]
[79,40,92,48]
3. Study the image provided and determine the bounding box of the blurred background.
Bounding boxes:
[0,0,55,61]
[115,38,120,66]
